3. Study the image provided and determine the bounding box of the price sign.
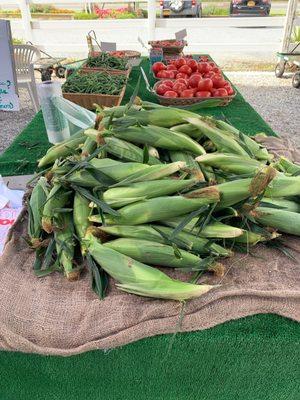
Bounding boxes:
[0,20,19,112]
[175,29,187,41]
[101,42,117,52]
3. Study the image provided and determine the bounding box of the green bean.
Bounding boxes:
[85,53,128,70]
[62,72,126,95]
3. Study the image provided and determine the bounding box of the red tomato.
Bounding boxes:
[198,62,211,74]
[161,70,175,79]
[213,88,228,97]
[172,82,188,94]
[164,90,178,98]
[187,59,198,72]
[211,88,219,96]
[204,71,215,79]
[180,89,195,98]
[188,73,202,88]
[152,62,166,74]
[178,65,193,76]
[175,58,186,68]
[156,70,167,78]
[166,64,177,71]
[195,91,211,98]
[163,80,174,88]
[175,78,189,86]
[212,76,227,88]
[212,67,221,74]
[198,78,213,92]
[224,84,234,95]
[200,56,209,62]
[209,62,216,68]
[156,84,170,96]
[176,73,188,80]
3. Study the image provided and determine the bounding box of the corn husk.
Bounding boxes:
[233,230,279,245]
[113,108,200,129]
[111,161,187,187]
[169,151,205,181]
[111,125,206,156]
[103,179,197,203]
[275,157,300,175]
[170,123,204,140]
[104,137,162,165]
[54,212,78,281]
[42,184,71,233]
[73,192,91,245]
[195,153,263,175]
[81,136,97,158]
[261,198,300,213]
[265,174,300,197]
[163,217,244,238]
[86,234,215,301]
[104,238,204,269]
[95,188,220,225]
[186,117,250,157]
[28,177,49,243]
[252,207,300,236]
[99,224,231,256]
[38,131,86,168]
[90,158,150,181]
[66,170,105,188]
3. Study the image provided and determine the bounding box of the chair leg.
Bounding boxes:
[27,82,40,112]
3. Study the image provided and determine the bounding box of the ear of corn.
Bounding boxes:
[104,137,162,165]
[99,189,219,225]
[195,153,263,175]
[261,197,300,213]
[264,174,300,198]
[66,170,108,188]
[38,132,86,168]
[112,125,206,156]
[54,212,78,281]
[103,179,197,203]
[42,184,71,233]
[28,177,49,242]
[103,238,204,269]
[252,207,300,236]
[99,224,231,257]
[111,161,187,187]
[169,151,205,181]
[90,158,150,181]
[162,217,244,238]
[275,157,300,175]
[233,230,279,245]
[186,117,250,157]
[114,108,200,129]
[86,234,214,301]
[170,123,204,140]
[81,137,97,158]
[102,197,146,209]
[73,192,91,250]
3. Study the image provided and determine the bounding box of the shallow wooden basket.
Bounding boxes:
[149,40,187,56]
[63,85,126,110]
[153,81,236,107]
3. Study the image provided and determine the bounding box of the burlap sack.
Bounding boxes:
[0,136,299,356]
[0,209,299,356]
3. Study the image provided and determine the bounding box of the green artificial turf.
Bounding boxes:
[0,58,298,400]
[0,58,276,177]
[0,314,299,400]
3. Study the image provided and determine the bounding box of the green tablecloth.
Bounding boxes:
[0,59,275,177]
[0,59,298,400]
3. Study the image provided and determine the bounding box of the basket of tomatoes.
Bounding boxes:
[149,39,187,56]
[152,76,235,107]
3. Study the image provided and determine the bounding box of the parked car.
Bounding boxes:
[230,0,271,16]
[160,0,201,18]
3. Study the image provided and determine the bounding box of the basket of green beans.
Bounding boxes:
[62,71,127,110]
[81,53,131,76]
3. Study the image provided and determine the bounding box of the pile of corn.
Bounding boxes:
[27,100,300,301]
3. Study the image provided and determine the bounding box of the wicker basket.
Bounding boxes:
[63,85,126,110]
[149,40,187,56]
[153,82,236,107]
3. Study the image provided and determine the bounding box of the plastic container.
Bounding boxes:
[37,81,70,144]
